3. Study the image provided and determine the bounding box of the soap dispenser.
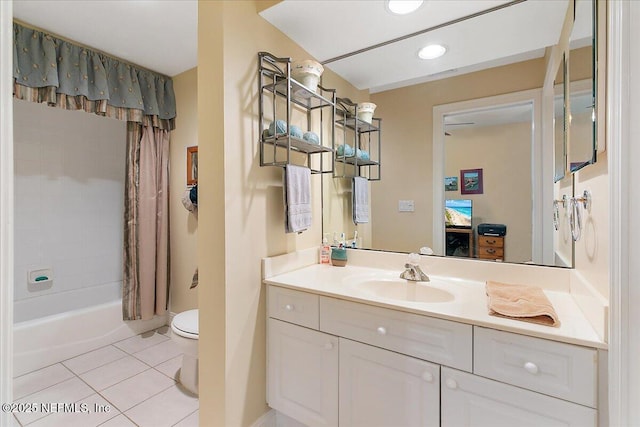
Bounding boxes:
[321,234,331,264]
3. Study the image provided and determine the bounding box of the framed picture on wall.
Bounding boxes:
[187,146,198,185]
[445,176,458,191]
[460,168,483,195]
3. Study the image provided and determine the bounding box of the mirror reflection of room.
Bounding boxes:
[443,102,533,263]
[317,0,596,268]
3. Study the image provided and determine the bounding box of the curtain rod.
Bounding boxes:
[13,19,171,78]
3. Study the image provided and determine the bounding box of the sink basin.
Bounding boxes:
[352,279,455,303]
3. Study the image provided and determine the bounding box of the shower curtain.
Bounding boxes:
[123,124,170,321]
[12,22,176,321]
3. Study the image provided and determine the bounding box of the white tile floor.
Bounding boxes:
[12,327,198,427]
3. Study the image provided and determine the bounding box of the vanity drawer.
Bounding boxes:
[473,327,597,407]
[478,235,504,248]
[320,296,472,371]
[268,285,319,329]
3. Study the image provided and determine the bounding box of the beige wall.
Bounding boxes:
[370,57,546,253]
[170,67,198,314]
[198,1,226,425]
[198,1,345,425]
[445,122,532,263]
[574,153,608,299]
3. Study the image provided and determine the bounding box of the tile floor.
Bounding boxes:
[11,327,198,427]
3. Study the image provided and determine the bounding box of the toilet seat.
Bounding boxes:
[171,309,199,339]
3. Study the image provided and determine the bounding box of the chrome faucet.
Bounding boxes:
[400,263,430,282]
[400,253,430,282]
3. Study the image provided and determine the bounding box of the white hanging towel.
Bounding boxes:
[284,164,312,233]
[352,176,369,224]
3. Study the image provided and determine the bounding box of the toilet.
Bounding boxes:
[171,309,199,395]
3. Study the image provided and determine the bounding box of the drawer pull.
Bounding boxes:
[376,326,387,335]
[445,378,458,390]
[524,361,539,375]
[422,371,434,382]
[324,342,334,351]
[284,304,295,312]
[486,239,496,244]
[486,248,496,254]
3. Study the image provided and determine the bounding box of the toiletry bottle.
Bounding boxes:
[321,235,331,264]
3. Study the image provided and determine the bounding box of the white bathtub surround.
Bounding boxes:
[13,99,126,323]
[13,281,121,324]
[13,301,167,377]
[263,248,607,348]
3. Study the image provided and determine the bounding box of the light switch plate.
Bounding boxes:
[398,200,415,212]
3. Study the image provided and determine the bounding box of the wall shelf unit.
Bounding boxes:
[258,52,336,174]
[334,98,381,181]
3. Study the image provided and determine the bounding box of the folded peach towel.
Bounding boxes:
[486,281,560,327]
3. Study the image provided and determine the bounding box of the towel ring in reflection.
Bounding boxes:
[568,190,592,241]
[552,195,568,231]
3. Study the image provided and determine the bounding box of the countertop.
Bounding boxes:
[264,263,606,349]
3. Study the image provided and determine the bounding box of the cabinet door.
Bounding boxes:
[340,338,440,427]
[267,319,338,427]
[441,367,597,427]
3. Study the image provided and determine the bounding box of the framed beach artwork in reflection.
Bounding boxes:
[445,176,458,191]
[187,146,198,185]
[460,168,483,195]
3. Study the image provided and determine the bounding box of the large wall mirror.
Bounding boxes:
[261,0,599,268]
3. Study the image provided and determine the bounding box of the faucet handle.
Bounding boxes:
[408,253,421,265]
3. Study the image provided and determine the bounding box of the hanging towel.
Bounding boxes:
[486,281,560,327]
[352,176,369,224]
[284,164,312,233]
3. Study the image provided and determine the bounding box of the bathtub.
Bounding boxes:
[13,298,167,377]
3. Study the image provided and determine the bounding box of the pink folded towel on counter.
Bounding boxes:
[486,281,560,327]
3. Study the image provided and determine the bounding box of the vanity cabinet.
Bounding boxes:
[320,296,472,371]
[441,367,597,427]
[339,338,440,427]
[267,319,339,427]
[266,284,599,427]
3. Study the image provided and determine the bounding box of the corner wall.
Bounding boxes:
[198,1,335,425]
[170,67,198,313]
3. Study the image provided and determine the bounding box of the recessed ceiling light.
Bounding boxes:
[387,0,424,15]
[418,44,447,60]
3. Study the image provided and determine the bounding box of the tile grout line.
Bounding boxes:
[171,407,198,427]
[15,329,194,427]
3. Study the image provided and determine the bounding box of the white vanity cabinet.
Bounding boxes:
[441,367,597,427]
[266,284,600,427]
[339,338,440,427]
[267,319,339,427]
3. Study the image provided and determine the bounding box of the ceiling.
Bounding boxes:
[261,0,590,93]
[12,0,198,77]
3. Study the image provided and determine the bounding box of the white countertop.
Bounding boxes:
[264,263,606,349]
